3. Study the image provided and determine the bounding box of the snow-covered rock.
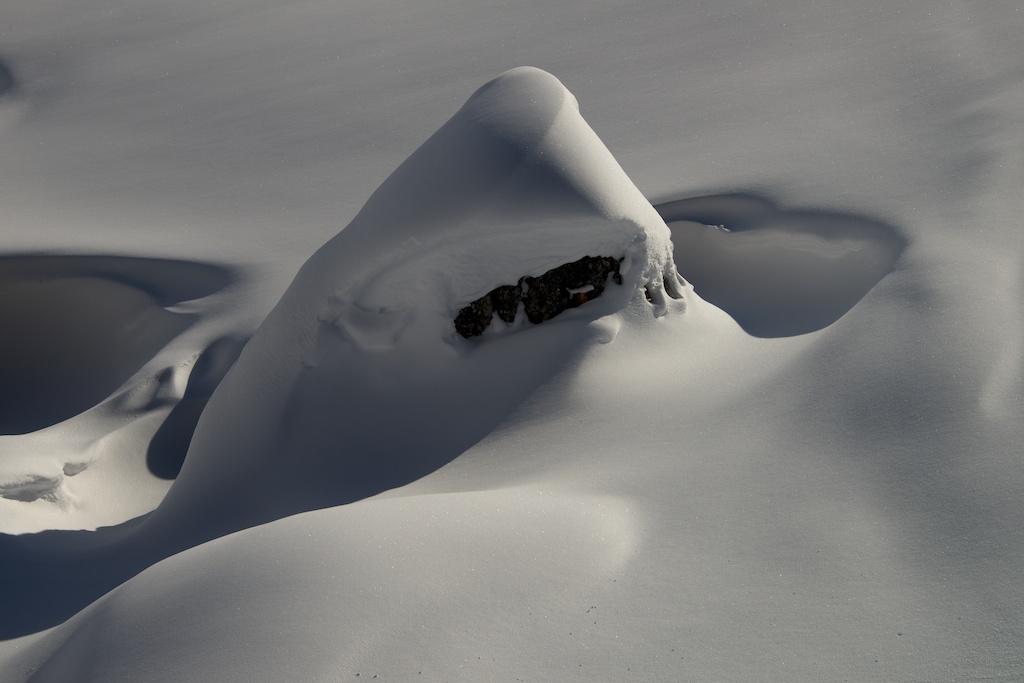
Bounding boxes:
[145,66,685,548]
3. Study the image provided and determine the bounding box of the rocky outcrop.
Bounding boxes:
[455,255,622,338]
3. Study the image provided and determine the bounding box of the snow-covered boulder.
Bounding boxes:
[145,66,685,547]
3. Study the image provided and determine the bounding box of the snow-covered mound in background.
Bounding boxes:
[140,66,684,549]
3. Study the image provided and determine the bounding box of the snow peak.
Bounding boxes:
[454,255,623,338]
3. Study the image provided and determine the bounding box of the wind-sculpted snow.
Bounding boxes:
[656,194,906,337]
[144,66,684,547]
[3,2,1024,679]
[5,489,638,682]
[0,67,686,637]
[0,255,232,435]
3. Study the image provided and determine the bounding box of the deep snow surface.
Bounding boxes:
[1,1,1023,681]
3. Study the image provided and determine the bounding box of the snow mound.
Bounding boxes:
[144,66,685,548]
[6,488,636,682]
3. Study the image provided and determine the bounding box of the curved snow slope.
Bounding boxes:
[8,489,637,683]
[0,255,231,435]
[145,66,683,548]
[656,194,907,337]
[0,257,237,535]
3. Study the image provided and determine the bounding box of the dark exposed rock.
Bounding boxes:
[455,255,622,338]
[522,255,621,325]
[491,284,521,324]
[454,292,495,338]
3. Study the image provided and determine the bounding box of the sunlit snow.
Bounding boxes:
[1,2,1022,681]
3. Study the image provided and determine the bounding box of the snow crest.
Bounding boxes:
[306,66,683,351]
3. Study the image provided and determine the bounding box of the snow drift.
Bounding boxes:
[4,2,1024,679]
[0,66,688,639]
[143,66,685,549]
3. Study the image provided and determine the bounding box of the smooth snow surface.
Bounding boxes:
[0,255,231,434]
[2,1,1024,681]
[657,195,907,337]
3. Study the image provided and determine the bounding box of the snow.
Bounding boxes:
[135,65,684,553]
[658,194,907,337]
[2,1,1024,681]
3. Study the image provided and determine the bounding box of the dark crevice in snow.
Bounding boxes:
[147,335,247,480]
[455,255,623,338]
[146,398,209,480]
